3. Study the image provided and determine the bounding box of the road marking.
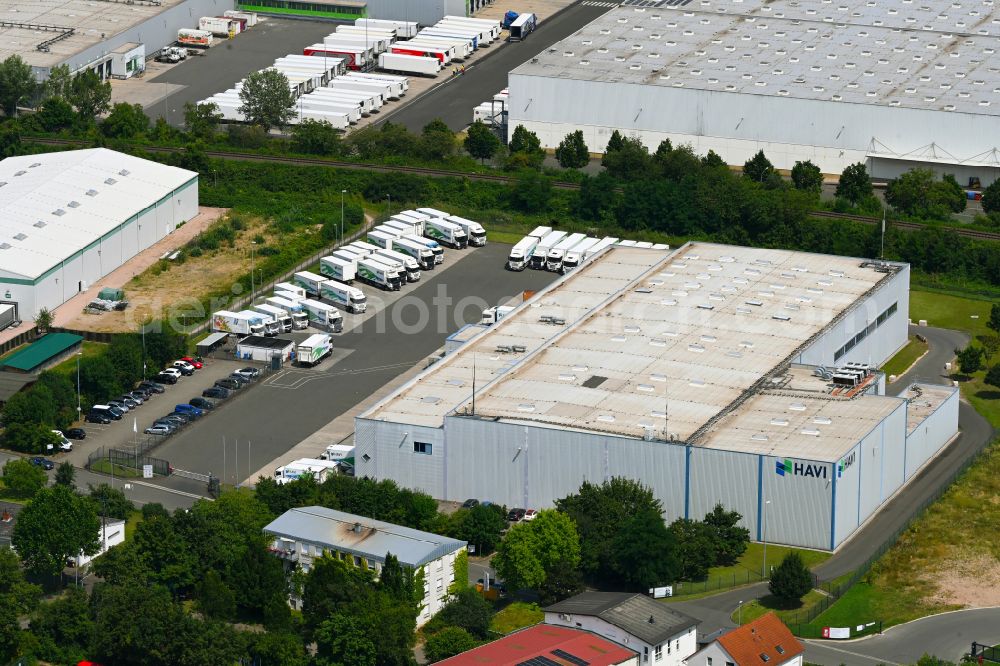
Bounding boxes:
[803,640,901,665]
[581,1,619,7]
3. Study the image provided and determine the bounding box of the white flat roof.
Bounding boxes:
[512,0,1000,116]
[364,242,908,460]
[0,149,196,281]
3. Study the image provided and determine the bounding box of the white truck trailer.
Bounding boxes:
[585,236,619,260]
[374,247,420,282]
[241,309,279,336]
[297,333,333,366]
[275,282,306,299]
[385,218,420,236]
[294,271,328,298]
[265,296,309,329]
[348,240,382,256]
[405,235,443,265]
[507,236,538,271]
[547,232,587,272]
[481,305,515,325]
[355,18,418,38]
[356,256,403,291]
[273,458,340,484]
[320,444,355,461]
[367,229,397,249]
[320,256,357,283]
[424,218,468,249]
[212,310,266,336]
[416,209,486,246]
[301,298,345,332]
[252,303,293,333]
[561,237,601,273]
[391,236,435,270]
[378,53,440,76]
[319,280,367,314]
[530,230,566,270]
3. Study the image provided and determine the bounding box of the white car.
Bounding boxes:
[522,509,538,521]
[162,367,182,378]
[49,430,73,452]
[144,424,172,436]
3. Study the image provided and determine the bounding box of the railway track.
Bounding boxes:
[27,137,1000,241]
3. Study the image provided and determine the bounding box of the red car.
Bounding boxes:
[180,356,203,369]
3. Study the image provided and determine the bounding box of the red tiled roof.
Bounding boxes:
[716,613,804,666]
[433,623,637,666]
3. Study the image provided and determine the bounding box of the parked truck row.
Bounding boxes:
[506,228,669,273]
[273,444,356,483]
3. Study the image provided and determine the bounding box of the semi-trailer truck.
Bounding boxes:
[252,303,293,333]
[424,218,468,249]
[546,232,586,272]
[320,444,355,462]
[385,219,419,237]
[242,309,280,336]
[348,241,382,256]
[405,235,443,264]
[301,298,345,331]
[293,271,328,298]
[531,230,566,270]
[561,237,601,273]
[212,310,266,336]
[374,247,420,282]
[319,280,368,313]
[357,256,403,290]
[265,296,309,329]
[320,256,357,284]
[275,282,306,299]
[446,215,486,246]
[507,236,538,271]
[297,333,333,366]
[367,229,397,250]
[391,237,435,270]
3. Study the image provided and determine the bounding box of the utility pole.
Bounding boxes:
[250,241,257,300]
[341,189,346,246]
[76,351,82,422]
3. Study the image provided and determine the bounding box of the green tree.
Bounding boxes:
[42,64,73,101]
[956,345,985,375]
[507,124,545,170]
[555,130,589,169]
[537,564,585,605]
[3,383,55,426]
[12,484,100,578]
[453,504,507,554]
[37,97,76,131]
[574,172,619,222]
[183,101,223,141]
[509,169,552,212]
[610,508,679,590]
[291,118,342,155]
[421,119,456,161]
[238,69,295,131]
[988,304,1000,334]
[494,510,580,593]
[34,307,53,333]
[0,549,39,662]
[556,477,663,580]
[102,102,149,138]
[56,462,78,491]
[29,586,93,665]
[984,363,1000,390]
[603,130,625,157]
[249,632,309,666]
[982,180,1000,215]
[0,55,36,117]
[464,121,501,163]
[702,149,726,169]
[196,569,236,620]
[791,160,823,195]
[667,518,719,581]
[0,125,20,158]
[934,174,967,214]
[2,458,47,498]
[885,168,964,219]
[91,583,183,665]
[602,136,650,181]
[1,423,61,454]
[88,483,134,520]
[68,70,111,120]
[428,587,493,638]
[743,150,775,182]
[836,162,874,204]
[768,551,813,602]
[226,540,290,627]
[130,515,198,593]
[314,613,377,666]
[703,504,750,565]
[425,627,479,662]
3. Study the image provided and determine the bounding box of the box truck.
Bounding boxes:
[294,271,328,298]
[531,230,566,269]
[378,53,440,76]
[302,298,345,331]
[586,236,619,260]
[242,309,279,336]
[348,240,382,256]
[528,225,552,240]
[547,232,586,272]
[212,310,265,336]
[320,256,357,284]
[274,458,339,484]
[386,218,420,236]
[390,43,452,64]
[481,305,515,325]
[303,44,369,70]
[331,249,364,266]
[199,16,237,36]
[416,209,486,246]
[297,333,333,366]
[357,257,403,291]
[405,235,443,264]
[320,444,355,462]
[374,247,420,282]
[275,282,306,299]
[424,218,468,249]
[391,237,435,270]
[561,237,601,272]
[265,296,309,329]
[252,303,293,333]
[320,279,367,313]
[507,236,538,271]
[508,13,536,41]
[367,229,397,249]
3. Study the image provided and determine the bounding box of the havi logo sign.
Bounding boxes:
[775,458,828,479]
[837,451,856,478]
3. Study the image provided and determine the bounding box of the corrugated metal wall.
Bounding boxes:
[688,446,759,537]
[760,454,833,551]
[367,0,468,25]
[904,386,961,480]
[356,418,447,498]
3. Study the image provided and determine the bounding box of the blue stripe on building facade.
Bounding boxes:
[756,455,763,541]
[830,464,838,551]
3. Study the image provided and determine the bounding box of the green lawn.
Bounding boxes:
[882,335,928,378]
[667,543,830,599]
[88,460,142,478]
[811,581,957,630]
[124,510,144,540]
[486,230,522,245]
[909,289,993,339]
[734,590,827,626]
[490,602,543,635]
[46,340,105,377]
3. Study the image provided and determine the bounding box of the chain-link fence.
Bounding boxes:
[86,446,171,477]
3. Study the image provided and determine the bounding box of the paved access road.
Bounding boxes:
[377,1,617,131]
[148,243,556,488]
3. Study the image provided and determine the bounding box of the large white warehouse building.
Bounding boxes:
[0,149,198,320]
[356,243,959,550]
[508,0,1000,183]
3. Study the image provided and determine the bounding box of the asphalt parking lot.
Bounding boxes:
[147,242,556,489]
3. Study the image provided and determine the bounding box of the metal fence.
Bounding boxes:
[86,446,171,477]
[971,642,1000,663]
[669,569,766,598]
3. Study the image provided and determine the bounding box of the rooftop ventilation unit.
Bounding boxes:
[118,169,130,176]
[86,189,98,196]
[33,221,45,228]
[12,233,26,241]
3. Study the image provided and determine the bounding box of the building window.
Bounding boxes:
[654,645,663,662]
[353,555,362,567]
[708,659,713,666]
[726,662,735,666]
[414,441,432,455]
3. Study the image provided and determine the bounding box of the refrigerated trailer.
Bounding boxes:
[507,236,538,271]
[325,79,389,102]
[355,18,418,38]
[378,53,440,75]
[390,237,435,270]
[407,37,469,59]
[342,73,405,98]
[296,97,361,123]
[560,237,600,273]
[508,13,537,41]
[547,232,586,272]
[342,71,409,92]
[265,296,309,329]
[297,333,333,366]
[319,280,367,314]
[436,20,494,45]
[419,28,477,50]
[356,257,402,291]
[304,44,370,70]
[424,218,468,249]
[301,298,344,331]
[442,15,501,39]
[294,271,328,298]
[530,230,566,269]
[252,303,293,333]
[404,234,443,264]
[374,247,421,282]
[390,43,453,64]
[308,88,380,113]
[320,256,357,283]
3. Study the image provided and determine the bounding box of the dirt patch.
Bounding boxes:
[925,553,1000,607]
[63,212,269,333]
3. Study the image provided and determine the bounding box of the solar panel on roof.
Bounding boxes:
[516,657,561,666]
[551,648,590,666]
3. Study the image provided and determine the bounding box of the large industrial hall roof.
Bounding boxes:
[0,0,183,68]
[364,242,918,462]
[512,0,1000,116]
[0,148,196,281]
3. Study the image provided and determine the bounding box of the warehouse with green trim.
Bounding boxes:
[0,149,198,321]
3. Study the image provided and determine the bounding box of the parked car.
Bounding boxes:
[506,508,526,522]
[174,404,204,418]
[144,424,172,436]
[227,373,251,386]
[522,509,538,521]
[29,457,54,471]
[215,379,241,391]
[118,395,140,409]
[65,428,86,440]
[157,415,187,427]
[162,368,182,378]
[202,387,230,399]
[130,390,151,401]
[235,367,260,379]
[85,412,111,424]
[189,397,215,410]
[139,381,166,394]
[171,361,195,376]
[154,372,178,385]
[107,400,130,413]
[180,356,203,369]
[461,499,479,509]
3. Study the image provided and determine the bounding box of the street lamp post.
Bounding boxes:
[250,241,257,299]
[76,351,82,421]
[737,600,744,625]
[340,189,346,246]
[762,499,772,579]
[386,194,391,220]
